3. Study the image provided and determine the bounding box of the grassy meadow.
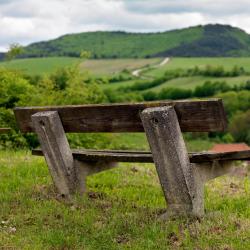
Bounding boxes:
[0,150,249,249]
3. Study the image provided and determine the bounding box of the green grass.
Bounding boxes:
[0,150,249,249]
[0,57,81,75]
[146,57,250,78]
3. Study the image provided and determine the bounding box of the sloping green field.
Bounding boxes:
[80,58,160,76]
[0,57,160,76]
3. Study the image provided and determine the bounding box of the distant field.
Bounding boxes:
[145,57,250,77]
[80,58,160,76]
[0,57,80,75]
[0,57,160,76]
[102,57,250,92]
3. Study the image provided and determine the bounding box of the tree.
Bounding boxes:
[5,43,24,61]
[80,50,91,59]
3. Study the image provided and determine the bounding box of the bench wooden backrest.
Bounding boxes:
[0,128,11,133]
[14,99,227,133]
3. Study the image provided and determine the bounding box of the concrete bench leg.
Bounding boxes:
[141,106,235,218]
[141,106,203,218]
[32,111,117,198]
[32,111,78,199]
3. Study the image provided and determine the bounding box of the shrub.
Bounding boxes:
[229,110,250,144]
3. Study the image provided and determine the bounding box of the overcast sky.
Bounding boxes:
[0,0,250,51]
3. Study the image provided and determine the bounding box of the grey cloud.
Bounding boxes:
[124,0,250,16]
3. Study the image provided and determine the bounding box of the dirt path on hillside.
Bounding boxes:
[132,57,170,78]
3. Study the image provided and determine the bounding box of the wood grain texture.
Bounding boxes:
[32,149,250,163]
[14,99,227,133]
[0,128,11,133]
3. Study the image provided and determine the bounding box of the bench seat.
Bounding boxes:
[32,148,250,164]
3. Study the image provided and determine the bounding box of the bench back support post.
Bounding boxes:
[31,111,77,199]
[141,106,204,218]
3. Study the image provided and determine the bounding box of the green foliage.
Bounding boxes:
[0,68,34,108]
[187,65,246,77]
[193,81,231,97]
[5,43,24,61]
[104,89,143,103]
[229,110,250,144]
[158,88,192,100]
[0,67,107,148]
[217,91,250,117]
[80,50,92,59]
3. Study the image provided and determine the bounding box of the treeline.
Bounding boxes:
[143,80,250,101]
[185,65,246,77]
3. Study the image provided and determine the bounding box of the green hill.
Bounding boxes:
[20,24,250,59]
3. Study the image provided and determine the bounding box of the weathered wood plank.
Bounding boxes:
[32,149,250,163]
[0,128,11,133]
[14,99,227,133]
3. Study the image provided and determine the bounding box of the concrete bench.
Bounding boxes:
[14,99,250,218]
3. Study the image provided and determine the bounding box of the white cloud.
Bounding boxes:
[0,0,250,51]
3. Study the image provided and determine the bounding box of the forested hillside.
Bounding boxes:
[18,24,250,58]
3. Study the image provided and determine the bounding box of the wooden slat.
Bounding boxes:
[14,99,227,133]
[32,149,250,163]
[0,128,11,134]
